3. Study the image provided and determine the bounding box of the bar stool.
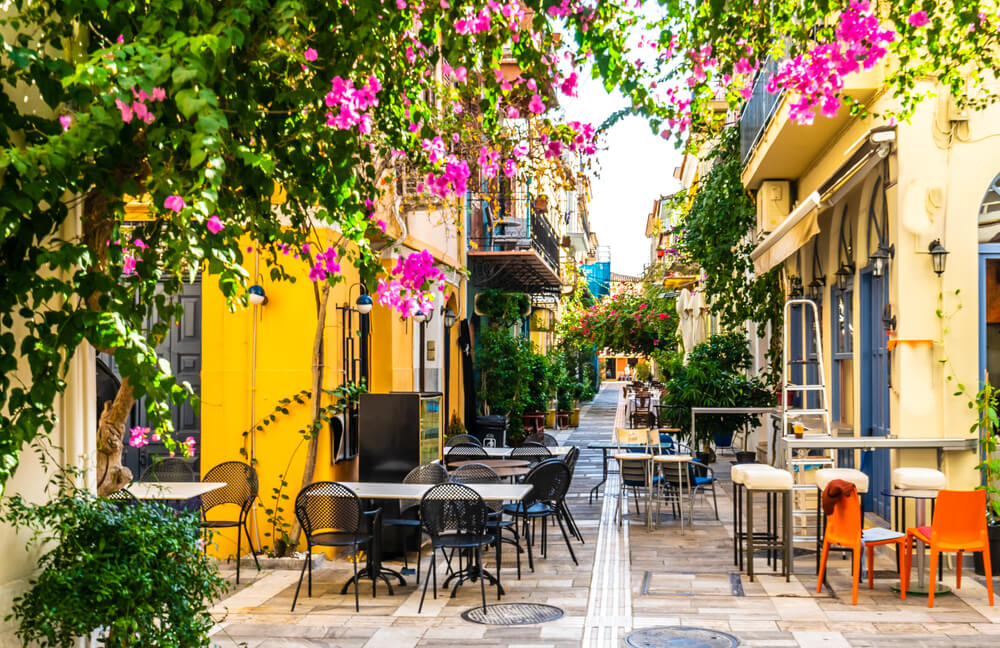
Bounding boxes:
[814,468,870,574]
[732,464,782,571]
[891,467,946,594]
[743,467,794,581]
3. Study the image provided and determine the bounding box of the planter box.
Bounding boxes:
[545,410,556,428]
[569,408,580,427]
[975,525,1000,576]
[239,552,326,570]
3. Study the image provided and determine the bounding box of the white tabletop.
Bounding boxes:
[336,481,532,502]
[482,446,570,457]
[130,481,226,500]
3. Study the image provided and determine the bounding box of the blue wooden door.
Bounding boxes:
[859,268,891,517]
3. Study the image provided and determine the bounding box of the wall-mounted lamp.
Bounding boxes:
[355,293,373,314]
[413,308,433,324]
[248,284,268,305]
[869,243,894,278]
[807,276,826,301]
[442,307,457,328]
[882,303,897,333]
[928,239,949,276]
[835,264,854,291]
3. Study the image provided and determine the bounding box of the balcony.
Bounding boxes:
[468,188,562,294]
[739,58,882,190]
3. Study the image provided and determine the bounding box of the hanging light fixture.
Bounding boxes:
[928,239,949,276]
[247,284,268,305]
[807,276,826,301]
[835,263,854,291]
[869,243,894,278]
[442,307,457,328]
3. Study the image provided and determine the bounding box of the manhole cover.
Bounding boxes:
[461,602,564,625]
[626,626,740,647]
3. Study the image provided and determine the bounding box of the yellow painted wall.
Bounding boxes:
[200,231,417,558]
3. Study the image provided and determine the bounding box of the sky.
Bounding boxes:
[562,74,683,277]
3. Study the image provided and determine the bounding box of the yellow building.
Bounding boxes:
[741,67,995,518]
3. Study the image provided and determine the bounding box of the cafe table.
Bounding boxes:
[482,446,571,458]
[335,481,533,596]
[129,481,226,500]
[448,459,532,480]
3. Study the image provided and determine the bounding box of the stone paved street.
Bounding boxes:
[209,383,1000,647]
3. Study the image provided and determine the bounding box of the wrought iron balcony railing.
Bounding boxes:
[468,188,560,275]
[739,59,782,166]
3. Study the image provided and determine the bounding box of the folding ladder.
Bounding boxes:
[780,298,834,550]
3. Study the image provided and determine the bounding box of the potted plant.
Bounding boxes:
[973,379,1000,576]
[661,332,775,463]
[522,352,551,432]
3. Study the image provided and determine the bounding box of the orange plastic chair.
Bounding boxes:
[902,489,994,608]
[816,488,905,605]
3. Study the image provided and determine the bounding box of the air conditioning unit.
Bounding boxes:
[756,180,790,239]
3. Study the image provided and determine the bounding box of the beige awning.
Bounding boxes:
[750,191,820,274]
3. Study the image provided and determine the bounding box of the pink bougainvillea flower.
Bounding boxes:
[133,238,149,251]
[506,105,520,119]
[528,94,545,114]
[163,195,186,212]
[122,254,137,276]
[304,47,318,61]
[453,66,467,82]
[116,34,124,43]
[128,426,150,448]
[59,115,72,131]
[151,87,166,102]
[206,215,224,234]
[908,10,929,27]
[115,98,134,123]
[503,159,517,177]
[375,250,446,317]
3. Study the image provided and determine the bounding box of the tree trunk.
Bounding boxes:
[287,282,330,549]
[96,377,136,496]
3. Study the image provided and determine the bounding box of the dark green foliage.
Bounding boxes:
[661,333,775,449]
[476,290,530,328]
[476,327,534,443]
[2,481,228,648]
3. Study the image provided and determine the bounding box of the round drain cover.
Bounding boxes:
[626,626,740,648]
[461,603,564,625]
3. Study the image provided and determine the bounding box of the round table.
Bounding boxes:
[883,488,950,597]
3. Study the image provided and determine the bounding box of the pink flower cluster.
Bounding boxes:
[768,1,895,125]
[116,86,166,124]
[418,157,472,199]
[567,121,597,155]
[375,250,446,317]
[128,426,160,448]
[478,146,500,178]
[309,246,342,282]
[325,75,381,134]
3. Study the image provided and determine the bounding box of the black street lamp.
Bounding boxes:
[835,263,854,291]
[928,239,949,276]
[869,243,894,278]
[808,276,825,302]
[442,307,457,428]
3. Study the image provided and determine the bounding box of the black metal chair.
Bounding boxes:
[290,481,375,612]
[418,482,497,613]
[200,461,260,585]
[382,462,449,583]
[445,434,482,448]
[451,462,522,579]
[104,488,139,508]
[502,458,577,570]
[507,443,551,466]
[139,457,195,482]
[445,443,488,467]
[524,432,559,448]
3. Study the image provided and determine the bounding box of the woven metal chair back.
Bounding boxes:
[399,462,450,513]
[104,488,138,508]
[634,394,651,411]
[294,481,364,539]
[525,432,558,447]
[419,482,488,540]
[450,462,502,513]
[140,457,195,482]
[562,446,580,476]
[445,444,488,464]
[508,444,551,465]
[524,458,572,505]
[631,411,654,428]
[201,461,258,517]
[445,434,481,447]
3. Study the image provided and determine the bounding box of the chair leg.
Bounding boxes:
[817,541,830,594]
[496,532,503,600]
[928,547,939,608]
[244,520,261,571]
[307,543,313,596]
[235,526,242,585]
[956,550,963,589]
[418,549,436,613]
[711,484,719,520]
[524,515,535,572]
[851,546,861,605]
[477,545,487,612]
[867,544,875,589]
[983,546,995,606]
[290,554,308,611]
[901,535,911,600]
[556,511,578,565]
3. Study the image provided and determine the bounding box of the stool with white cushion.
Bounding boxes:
[891,467,946,592]
[732,464,782,570]
[743,467,794,581]
[814,468,870,573]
